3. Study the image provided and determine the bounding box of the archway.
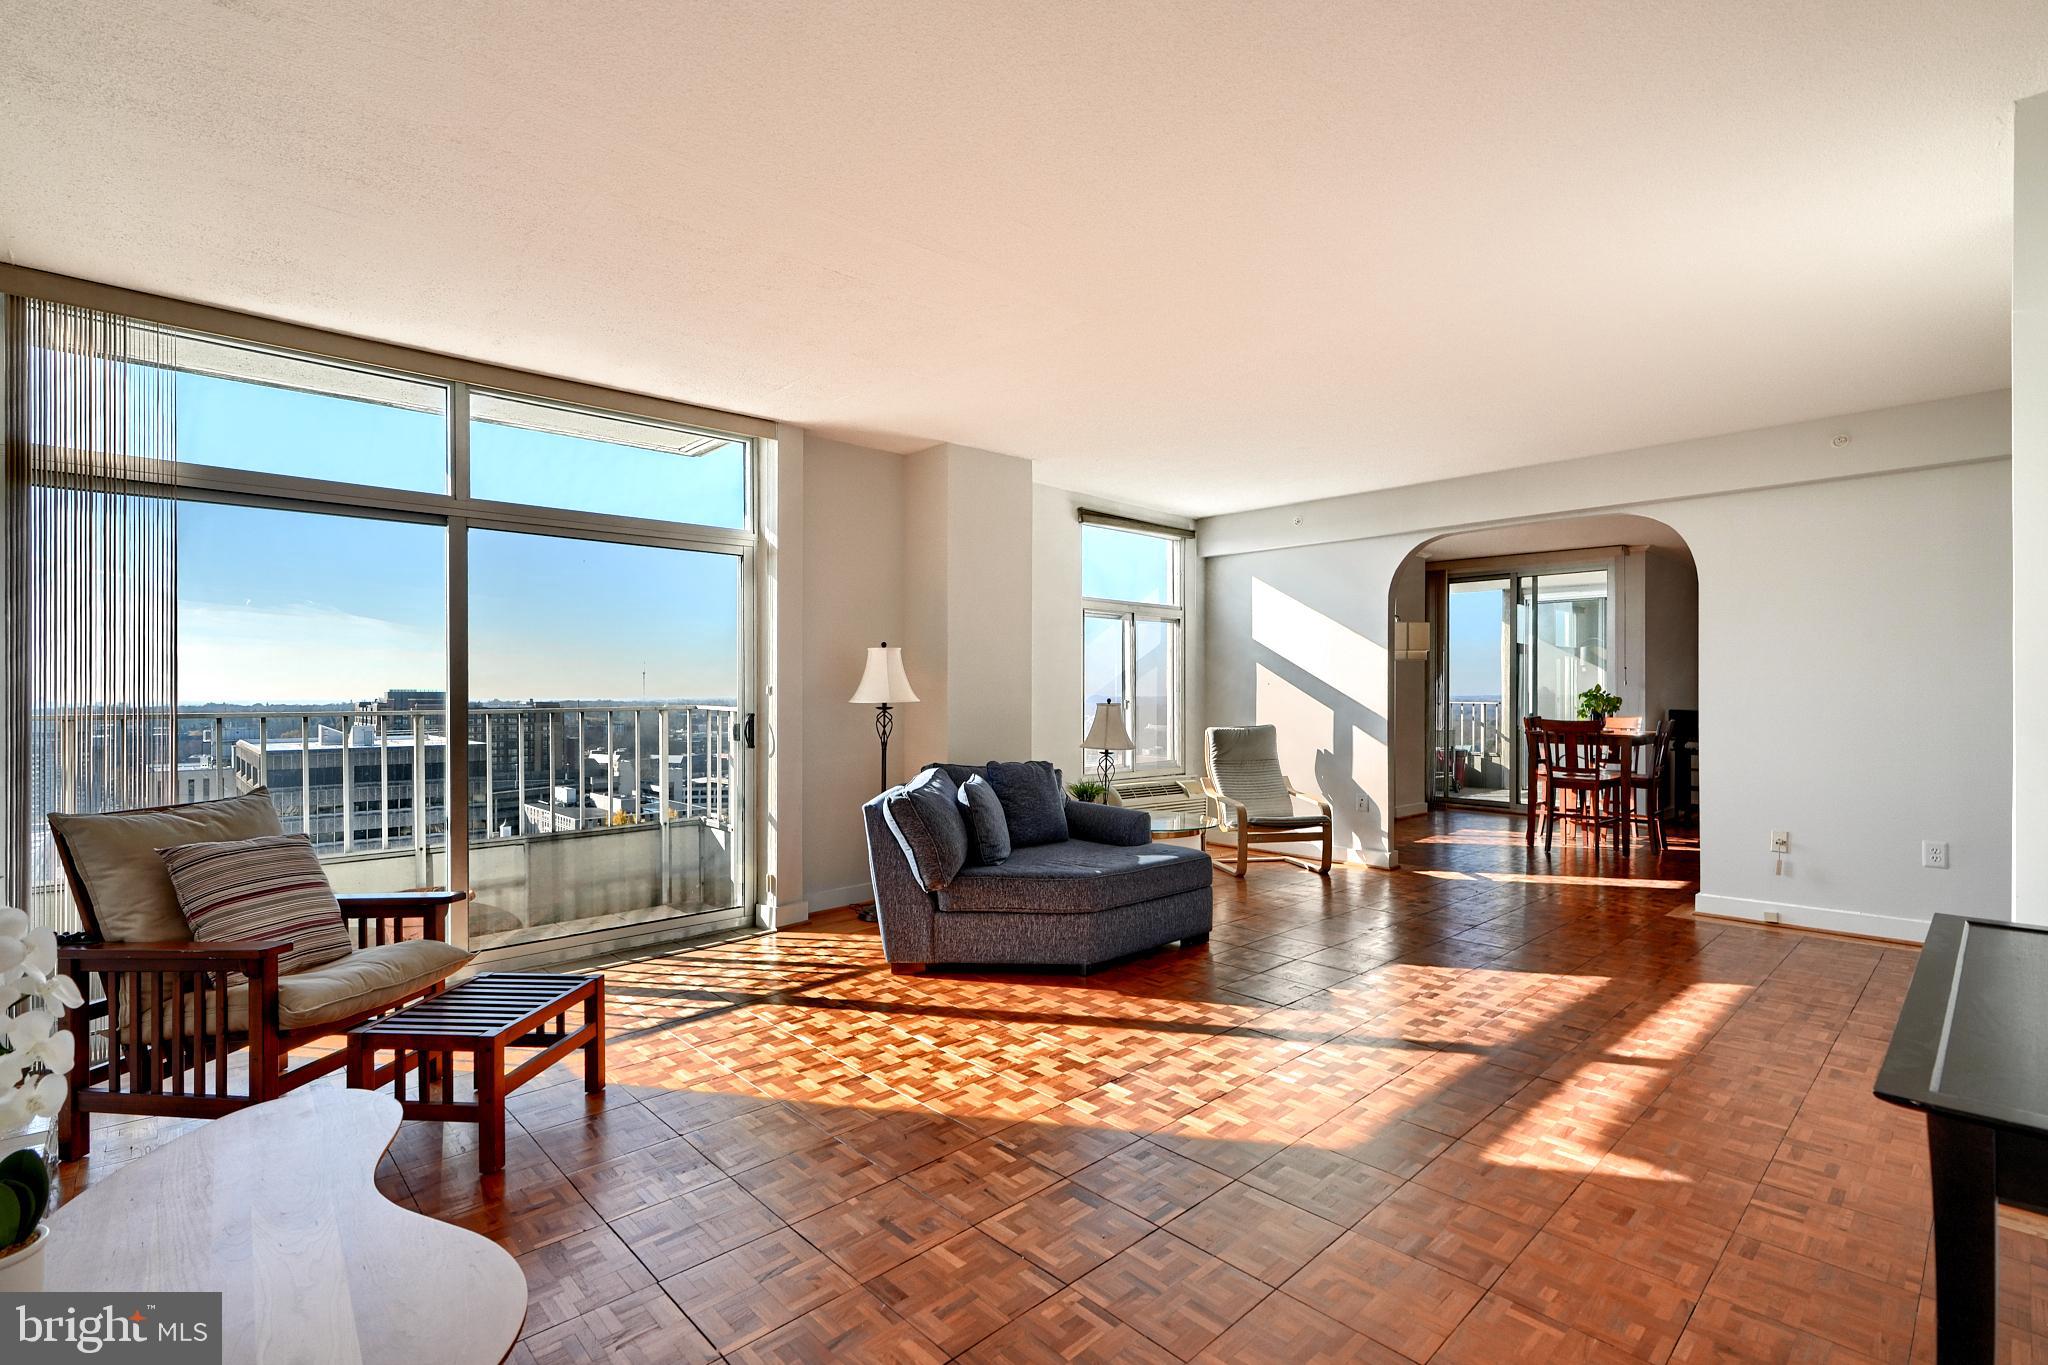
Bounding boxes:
[1385,512,1699,846]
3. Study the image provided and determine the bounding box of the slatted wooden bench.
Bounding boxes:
[345,971,605,1174]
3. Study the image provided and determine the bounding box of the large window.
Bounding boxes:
[12,301,760,959]
[1081,521,1185,773]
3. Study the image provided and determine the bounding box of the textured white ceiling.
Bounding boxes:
[2,2,2041,517]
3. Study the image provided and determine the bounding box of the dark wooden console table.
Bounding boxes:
[1875,914,2048,1363]
[347,971,605,1175]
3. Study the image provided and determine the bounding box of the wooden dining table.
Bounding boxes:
[1523,725,1655,847]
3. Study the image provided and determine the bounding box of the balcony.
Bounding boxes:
[29,703,744,959]
[1435,698,1513,802]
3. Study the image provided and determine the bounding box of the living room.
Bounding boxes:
[2,5,2046,1362]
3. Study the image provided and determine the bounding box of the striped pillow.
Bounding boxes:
[158,833,354,977]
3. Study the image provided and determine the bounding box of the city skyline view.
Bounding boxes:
[162,360,745,706]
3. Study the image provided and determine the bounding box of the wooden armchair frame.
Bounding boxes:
[1201,777,1334,879]
[55,888,466,1162]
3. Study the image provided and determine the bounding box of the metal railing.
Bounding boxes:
[1445,699,1505,755]
[26,703,743,941]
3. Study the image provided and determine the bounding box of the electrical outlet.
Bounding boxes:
[1356,797,1368,811]
[1922,841,1949,869]
[1769,830,1790,854]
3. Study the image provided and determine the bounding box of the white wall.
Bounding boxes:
[1032,484,1088,777]
[757,424,806,927]
[1389,557,1428,816]
[899,443,1035,769]
[2016,92,2048,924]
[801,436,907,911]
[1643,547,1700,727]
[1203,393,2013,939]
[1206,536,1414,864]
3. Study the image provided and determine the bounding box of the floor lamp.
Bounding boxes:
[851,642,920,790]
[851,643,919,921]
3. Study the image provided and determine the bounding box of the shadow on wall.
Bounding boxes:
[1246,574,1392,860]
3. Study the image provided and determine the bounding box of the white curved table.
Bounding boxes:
[50,1086,526,1365]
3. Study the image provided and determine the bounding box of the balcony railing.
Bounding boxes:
[27,703,745,956]
[1444,699,1505,755]
[1435,699,1512,799]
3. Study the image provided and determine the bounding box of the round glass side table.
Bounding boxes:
[1146,811,1218,841]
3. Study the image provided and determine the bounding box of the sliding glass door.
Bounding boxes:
[466,529,745,954]
[1434,565,1614,809]
[1435,577,1515,803]
[1521,569,1612,725]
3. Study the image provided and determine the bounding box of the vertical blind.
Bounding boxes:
[2,297,180,926]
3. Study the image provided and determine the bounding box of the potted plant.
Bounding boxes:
[1576,685,1623,723]
[1066,780,1108,804]
[0,905,82,1291]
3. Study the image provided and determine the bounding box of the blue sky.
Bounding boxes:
[1081,525,1175,604]
[172,372,743,705]
[1446,583,1507,701]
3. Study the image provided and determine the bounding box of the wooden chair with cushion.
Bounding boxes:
[1202,725,1333,878]
[48,788,470,1161]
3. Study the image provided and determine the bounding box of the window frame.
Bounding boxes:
[1081,527,1186,777]
[8,295,763,959]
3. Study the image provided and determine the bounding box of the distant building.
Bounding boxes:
[231,726,484,852]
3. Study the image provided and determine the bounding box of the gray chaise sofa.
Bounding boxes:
[862,761,1213,973]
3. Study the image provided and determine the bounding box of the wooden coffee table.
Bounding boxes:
[347,971,605,1175]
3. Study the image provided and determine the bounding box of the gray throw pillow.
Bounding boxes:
[984,760,1069,848]
[956,775,1012,865]
[883,767,970,889]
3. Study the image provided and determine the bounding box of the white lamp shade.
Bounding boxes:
[850,645,919,704]
[1082,700,1135,751]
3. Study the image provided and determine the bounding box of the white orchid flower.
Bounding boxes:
[40,974,83,1011]
[4,1008,53,1051]
[29,1031,76,1073]
[23,926,57,978]
[2,906,80,1129]
[28,1070,66,1115]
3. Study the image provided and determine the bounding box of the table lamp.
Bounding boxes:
[1082,700,1135,792]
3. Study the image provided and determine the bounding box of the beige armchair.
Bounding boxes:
[47,789,469,1161]
[1202,725,1333,878]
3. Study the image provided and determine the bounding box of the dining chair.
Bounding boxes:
[1533,720,1628,852]
[1523,716,1601,843]
[1626,718,1676,850]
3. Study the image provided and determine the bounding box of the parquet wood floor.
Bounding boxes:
[58,811,2048,1362]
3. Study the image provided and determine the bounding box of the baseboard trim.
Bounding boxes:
[807,882,874,914]
[754,898,811,930]
[1692,892,1926,945]
[1393,802,1429,819]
